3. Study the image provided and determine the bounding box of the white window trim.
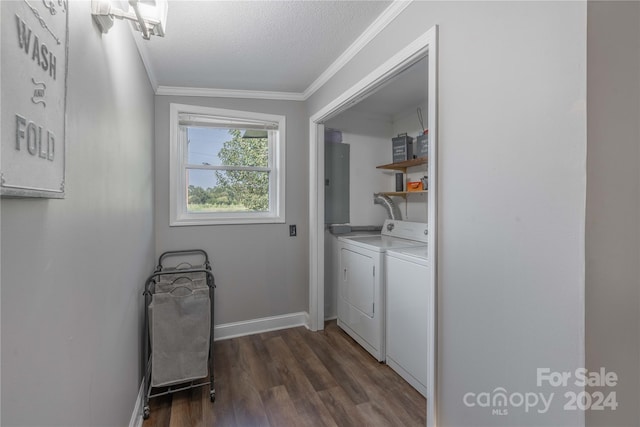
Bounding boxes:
[169,103,286,226]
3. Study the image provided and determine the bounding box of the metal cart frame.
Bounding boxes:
[142,249,216,419]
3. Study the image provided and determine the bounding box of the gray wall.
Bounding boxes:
[154,96,308,326]
[1,2,155,426]
[6,3,632,426]
[309,2,587,426]
[586,2,640,426]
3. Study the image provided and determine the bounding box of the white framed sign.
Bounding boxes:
[1,0,69,198]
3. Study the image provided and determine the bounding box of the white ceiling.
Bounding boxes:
[349,56,428,119]
[140,1,393,94]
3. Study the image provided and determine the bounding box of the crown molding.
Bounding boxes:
[137,0,412,100]
[155,86,306,101]
[302,0,412,100]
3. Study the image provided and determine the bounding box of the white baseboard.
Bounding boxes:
[130,311,309,425]
[214,311,310,341]
[129,379,144,427]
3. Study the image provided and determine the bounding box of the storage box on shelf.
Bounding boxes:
[376,157,428,198]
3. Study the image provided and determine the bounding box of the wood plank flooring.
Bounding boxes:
[143,321,426,427]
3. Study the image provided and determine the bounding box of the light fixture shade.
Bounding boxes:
[91,0,116,33]
[133,0,168,37]
[91,0,168,39]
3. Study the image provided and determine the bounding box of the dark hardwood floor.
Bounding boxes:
[143,320,426,427]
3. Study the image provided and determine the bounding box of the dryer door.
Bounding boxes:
[340,247,375,317]
[337,243,384,361]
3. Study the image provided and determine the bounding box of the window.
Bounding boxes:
[170,103,285,226]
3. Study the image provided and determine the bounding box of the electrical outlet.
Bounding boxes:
[289,224,297,237]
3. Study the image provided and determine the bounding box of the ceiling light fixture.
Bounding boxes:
[91,0,168,40]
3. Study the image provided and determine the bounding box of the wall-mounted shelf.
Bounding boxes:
[379,190,428,199]
[376,157,427,173]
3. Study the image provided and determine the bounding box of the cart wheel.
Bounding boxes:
[210,391,216,402]
[143,406,150,420]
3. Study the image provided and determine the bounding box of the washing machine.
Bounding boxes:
[385,245,430,396]
[337,220,428,361]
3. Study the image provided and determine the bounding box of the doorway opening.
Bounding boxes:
[308,26,438,427]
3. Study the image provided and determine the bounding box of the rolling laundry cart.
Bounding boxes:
[142,249,216,420]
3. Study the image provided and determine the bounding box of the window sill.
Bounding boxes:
[170,214,286,227]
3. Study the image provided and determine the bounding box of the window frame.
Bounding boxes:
[169,103,286,226]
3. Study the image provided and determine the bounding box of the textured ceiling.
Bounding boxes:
[141,1,392,92]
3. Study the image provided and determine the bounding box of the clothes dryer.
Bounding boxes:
[337,220,427,361]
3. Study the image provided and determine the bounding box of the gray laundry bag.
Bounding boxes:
[149,282,211,387]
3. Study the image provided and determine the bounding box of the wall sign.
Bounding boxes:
[1,0,69,198]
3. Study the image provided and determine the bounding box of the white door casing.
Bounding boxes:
[308,26,438,427]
